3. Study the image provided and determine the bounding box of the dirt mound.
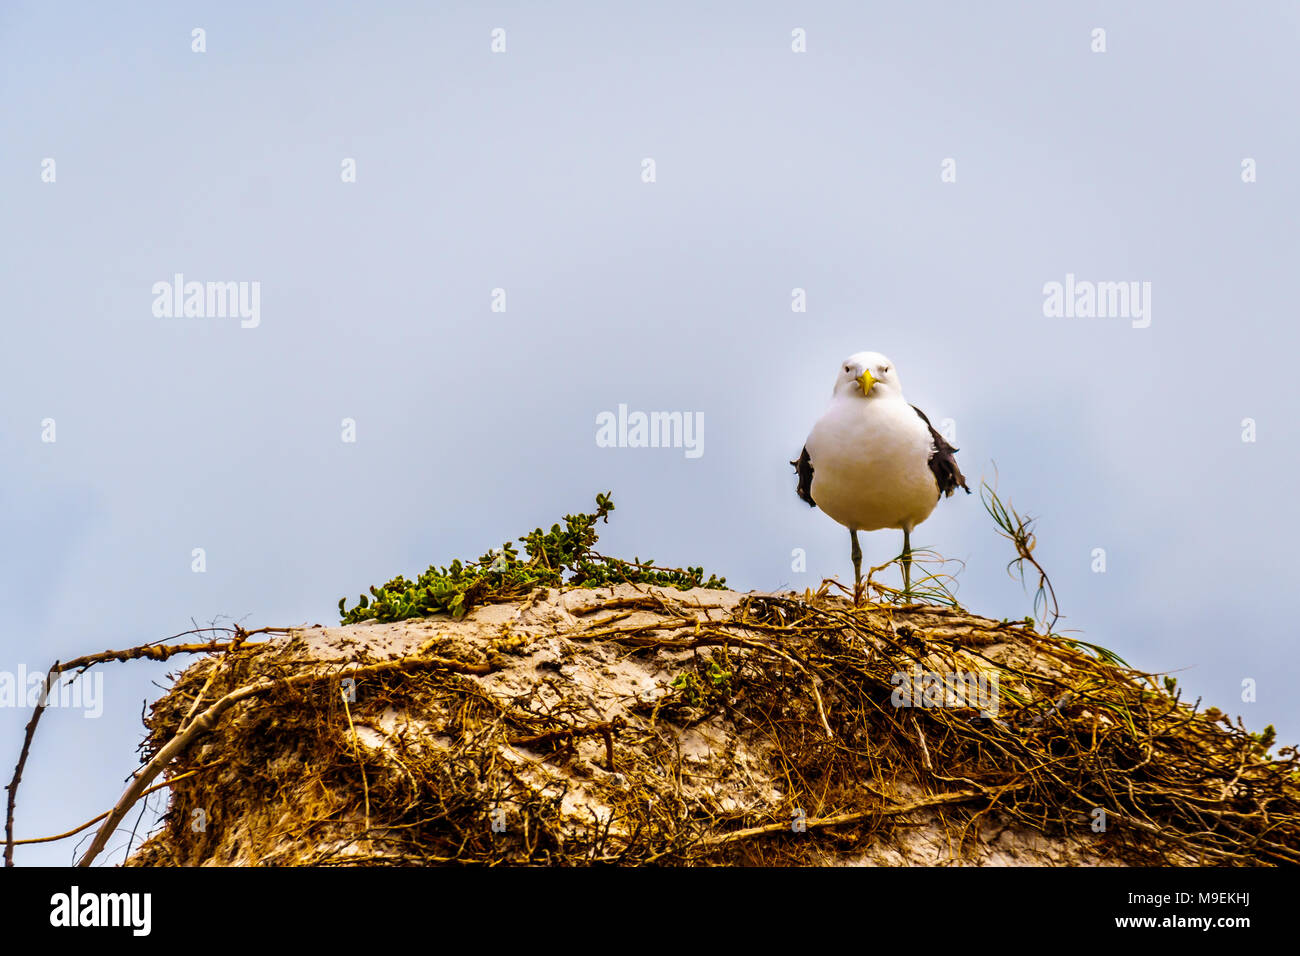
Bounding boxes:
[123,584,1299,866]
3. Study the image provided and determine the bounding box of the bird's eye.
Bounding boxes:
[880,366,890,375]
[844,366,851,373]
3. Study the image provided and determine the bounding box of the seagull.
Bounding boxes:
[792,351,969,602]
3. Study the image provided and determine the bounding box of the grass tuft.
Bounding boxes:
[980,471,1061,634]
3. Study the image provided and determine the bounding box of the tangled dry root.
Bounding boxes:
[124,587,1298,867]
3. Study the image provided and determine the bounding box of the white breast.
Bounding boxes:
[805,397,940,533]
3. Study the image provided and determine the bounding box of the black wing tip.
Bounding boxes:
[792,447,817,508]
[912,405,969,499]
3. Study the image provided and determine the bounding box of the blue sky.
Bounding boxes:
[3,1,1298,864]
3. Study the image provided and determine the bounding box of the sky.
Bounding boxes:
[2,1,1298,865]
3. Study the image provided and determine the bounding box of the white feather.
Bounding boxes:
[803,351,940,534]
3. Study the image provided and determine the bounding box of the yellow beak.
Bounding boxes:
[858,369,876,394]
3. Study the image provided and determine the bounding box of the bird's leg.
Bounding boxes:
[851,529,863,605]
[901,528,913,602]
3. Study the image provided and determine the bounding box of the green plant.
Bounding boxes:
[338,493,726,625]
[667,658,732,709]
[980,473,1060,634]
[1251,724,1277,755]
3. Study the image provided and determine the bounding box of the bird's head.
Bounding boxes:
[834,351,902,400]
